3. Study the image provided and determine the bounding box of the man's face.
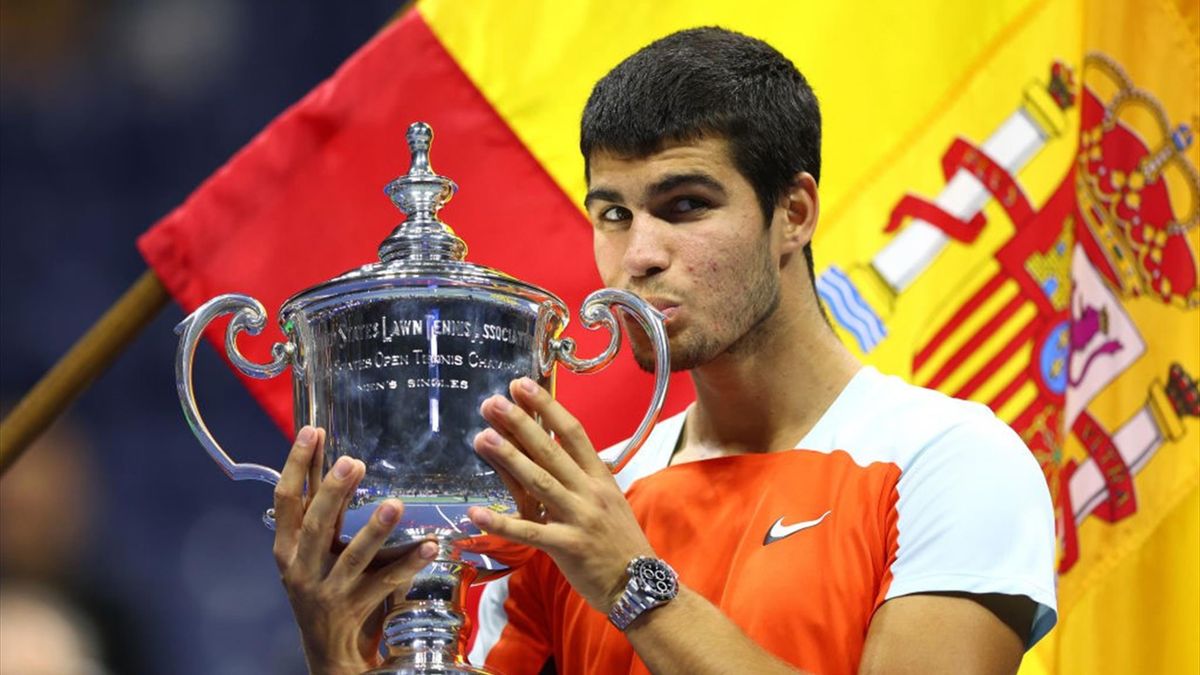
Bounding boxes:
[585,136,782,371]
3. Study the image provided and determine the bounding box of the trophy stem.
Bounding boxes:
[366,545,492,675]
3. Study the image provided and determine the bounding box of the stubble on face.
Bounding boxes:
[588,137,784,374]
[628,232,781,373]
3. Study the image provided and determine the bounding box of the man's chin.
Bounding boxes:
[631,338,698,374]
[623,315,704,373]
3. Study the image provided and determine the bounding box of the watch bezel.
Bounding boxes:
[628,556,679,602]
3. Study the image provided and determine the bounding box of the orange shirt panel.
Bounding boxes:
[492,450,902,675]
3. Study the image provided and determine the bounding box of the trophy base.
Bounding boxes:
[364,662,492,675]
[368,548,496,675]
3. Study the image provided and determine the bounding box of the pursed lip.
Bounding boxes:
[640,296,680,321]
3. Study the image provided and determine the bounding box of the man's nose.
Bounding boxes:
[622,215,670,279]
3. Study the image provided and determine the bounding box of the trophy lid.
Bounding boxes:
[279,122,565,319]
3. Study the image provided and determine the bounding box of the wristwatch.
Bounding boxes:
[607,556,679,631]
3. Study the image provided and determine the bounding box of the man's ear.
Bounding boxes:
[779,171,819,254]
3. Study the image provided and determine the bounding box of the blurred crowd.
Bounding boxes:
[0,416,139,674]
[1,1,400,672]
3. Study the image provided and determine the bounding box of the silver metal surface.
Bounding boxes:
[365,542,492,675]
[289,285,557,569]
[175,293,293,484]
[608,555,679,631]
[549,288,669,474]
[379,121,465,263]
[173,122,670,674]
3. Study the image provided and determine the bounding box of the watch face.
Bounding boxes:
[631,558,678,601]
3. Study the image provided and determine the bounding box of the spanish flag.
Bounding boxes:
[139,1,1200,671]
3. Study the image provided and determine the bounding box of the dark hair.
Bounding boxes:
[581,27,821,222]
[580,27,822,282]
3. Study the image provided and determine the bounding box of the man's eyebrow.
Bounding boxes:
[583,173,727,209]
[584,188,622,209]
[646,173,727,200]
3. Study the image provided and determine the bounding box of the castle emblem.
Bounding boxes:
[817,53,1199,572]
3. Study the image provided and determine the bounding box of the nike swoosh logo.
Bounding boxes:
[762,510,832,546]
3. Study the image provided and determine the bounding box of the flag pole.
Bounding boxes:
[0,269,169,474]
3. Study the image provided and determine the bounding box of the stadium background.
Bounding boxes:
[1,1,1196,673]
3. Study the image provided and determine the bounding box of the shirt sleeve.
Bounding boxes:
[469,552,555,673]
[880,413,1059,647]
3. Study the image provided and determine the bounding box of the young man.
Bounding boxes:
[272,28,1056,675]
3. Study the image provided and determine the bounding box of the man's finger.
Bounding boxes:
[328,499,403,585]
[509,378,609,478]
[356,540,440,606]
[480,392,592,489]
[273,426,319,569]
[466,506,556,550]
[492,462,542,521]
[308,427,326,506]
[474,427,577,517]
[295,456,364,576]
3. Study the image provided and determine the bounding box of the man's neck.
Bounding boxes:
[674,300,861,464]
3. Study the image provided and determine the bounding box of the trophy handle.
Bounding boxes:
[175,293,295,485]
[544,289,669,474]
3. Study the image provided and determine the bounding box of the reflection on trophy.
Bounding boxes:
[174,122,670,674]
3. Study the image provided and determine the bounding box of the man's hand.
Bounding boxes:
[273,426,438,675]
[467,378,656,614]
[466,380,805,674]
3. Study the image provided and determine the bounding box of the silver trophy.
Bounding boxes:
[175,122,669,674]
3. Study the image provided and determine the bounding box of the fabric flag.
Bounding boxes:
[139,0,1199,671]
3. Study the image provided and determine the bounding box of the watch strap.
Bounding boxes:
[607,556,678,631]
[608,586,657,631]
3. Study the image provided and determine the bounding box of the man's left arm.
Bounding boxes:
[856,593,1032,675]
[621,587,1032,675]
[468,379,1048,674]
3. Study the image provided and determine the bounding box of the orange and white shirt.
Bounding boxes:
[470,366,1057,674]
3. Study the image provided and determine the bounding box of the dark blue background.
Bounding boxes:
[1,2,401,672]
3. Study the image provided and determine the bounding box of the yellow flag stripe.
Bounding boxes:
[936,301,1038,395]
[915,277,1023,383]
[974,339,1038,409]
[418,0,1044,223]
[996,379,1040,423]
[820,0,1054,229]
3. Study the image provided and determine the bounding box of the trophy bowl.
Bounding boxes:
[174,122,669,674]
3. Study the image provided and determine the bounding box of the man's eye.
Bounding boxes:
[600,206,631,222]
[670,198,709,214]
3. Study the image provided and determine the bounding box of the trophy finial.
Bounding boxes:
[379,121,466,263]
[406,122,434,175]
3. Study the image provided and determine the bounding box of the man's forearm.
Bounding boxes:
[623,586,812,675]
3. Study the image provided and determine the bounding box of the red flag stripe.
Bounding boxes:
[921,290,1025,391]
[951,319,1038,401]
[138,9,694,444]
[985,367,1031,413]
[913,271,1006,372]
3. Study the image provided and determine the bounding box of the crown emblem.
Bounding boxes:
[1075,53,1199,309]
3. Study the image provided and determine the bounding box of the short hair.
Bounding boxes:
[580,27,822,224]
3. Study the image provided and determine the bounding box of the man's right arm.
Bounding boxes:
[274,426,437,675]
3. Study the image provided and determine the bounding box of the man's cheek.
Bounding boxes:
[592,239,621,286]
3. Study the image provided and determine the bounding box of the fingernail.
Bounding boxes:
[472,508,494,527]
[297,426,316,447]
[332,456,353,479]
[477,428,502,450]
[491,396,512,412]
[419,541,438,560]
[378,501,399,525]
[518,378,539,395]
